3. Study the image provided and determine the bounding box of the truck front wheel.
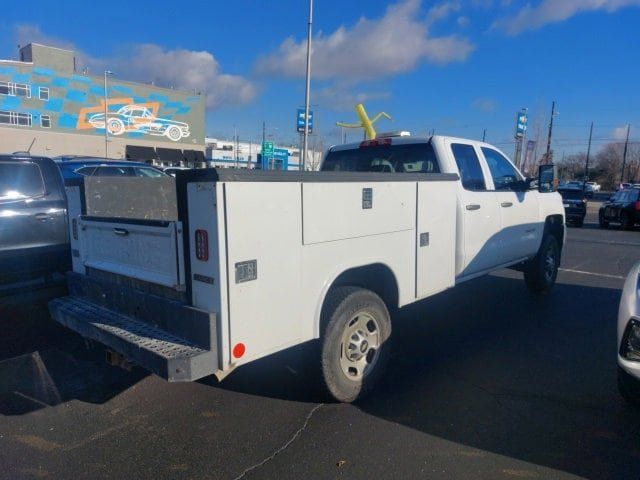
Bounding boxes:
[524,235,560,295]
[320,287,391,403]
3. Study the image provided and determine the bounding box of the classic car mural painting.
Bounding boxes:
[87,104,190,141]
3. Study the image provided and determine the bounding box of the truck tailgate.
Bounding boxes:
[79,217,185,290]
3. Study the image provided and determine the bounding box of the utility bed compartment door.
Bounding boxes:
[78,217,185,289]
[416,181,457,298]
[302,182,415,244]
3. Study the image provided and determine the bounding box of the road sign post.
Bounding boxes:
[261,141,274,170]
[296,109,313,134]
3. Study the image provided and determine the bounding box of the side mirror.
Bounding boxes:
[538,164,557,193]
[510,178,536,192]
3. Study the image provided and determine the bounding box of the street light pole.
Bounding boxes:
[302,0,313,171]
[103,70,113,158]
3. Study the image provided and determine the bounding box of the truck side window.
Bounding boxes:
[451,144,485,191]
[0,162,45,201]
[481,148,521,191]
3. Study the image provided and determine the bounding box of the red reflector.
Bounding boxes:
[232,343,246,359]
[195,229,209,261]
[635,201,640,211]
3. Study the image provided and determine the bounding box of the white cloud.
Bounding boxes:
[472,97,496,112]
[255,0,474,80]
[493,0,640,35]
[613,125,630,140]
[13,24,256,109]
[457,16,470,27]
[111,45,256,109]
[316,85,392,111]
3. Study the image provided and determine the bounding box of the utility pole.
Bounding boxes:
[584,121,593,186]
[545,100,556,164]
[620,124,631,184]
[482,129,486,142]
[301,0,313,171]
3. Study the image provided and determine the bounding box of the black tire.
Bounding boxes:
[524,235,560,295]
[599,212,609,229]
[618,366,640,407]
[320,286,391,403]
[575,218,584,228]
[621,212,633,231]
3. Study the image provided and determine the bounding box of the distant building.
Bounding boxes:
[205,137,323,171]
[0,43,205,164]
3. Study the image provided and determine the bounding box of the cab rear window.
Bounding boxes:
[0,162,45,201]
[321,143,439,173]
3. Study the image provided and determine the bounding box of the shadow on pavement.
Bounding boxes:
[3,272,640,478]
[203,273,640,478]
[0,298,147,416]
[354,275,640,480]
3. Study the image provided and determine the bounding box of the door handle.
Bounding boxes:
[33,213,51,221]
[501,202,513,208]
[465,204,481,211]
[113,228,129,236]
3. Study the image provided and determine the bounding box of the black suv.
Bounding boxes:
[0,154,69,292]
[599,188,640,230]
[558,187,587,227]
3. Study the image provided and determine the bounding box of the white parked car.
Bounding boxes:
[585,181,601,192]
[618,261,640,406]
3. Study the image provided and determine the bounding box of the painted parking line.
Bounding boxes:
[559,268,625,280]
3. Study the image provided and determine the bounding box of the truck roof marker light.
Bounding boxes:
[233,343,246,359]
[359,138,392,149]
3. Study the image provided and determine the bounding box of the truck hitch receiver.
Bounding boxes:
[105,350,133,371]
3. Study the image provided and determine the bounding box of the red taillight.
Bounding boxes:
[195,229,209,261]
[635,201,640,211]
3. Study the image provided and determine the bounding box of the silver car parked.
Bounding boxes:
[618,260,640,406]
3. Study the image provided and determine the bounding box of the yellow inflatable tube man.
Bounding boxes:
[336,103,391,140]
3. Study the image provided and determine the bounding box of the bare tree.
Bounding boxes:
[557,152,586,180]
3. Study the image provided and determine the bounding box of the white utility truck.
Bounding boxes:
[49,134,564,402]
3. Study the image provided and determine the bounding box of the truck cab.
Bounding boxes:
[321,135,565,282]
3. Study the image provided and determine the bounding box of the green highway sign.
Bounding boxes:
[262,141,274,157]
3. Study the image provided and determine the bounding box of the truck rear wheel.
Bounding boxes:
[320,287,391,403]
[524,235,559,295]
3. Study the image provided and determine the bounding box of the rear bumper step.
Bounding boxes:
[49,296,216,382]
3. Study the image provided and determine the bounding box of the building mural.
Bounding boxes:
[77,100,190,142]
[0,57,204,147]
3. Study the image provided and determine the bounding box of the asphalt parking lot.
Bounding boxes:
[1,204,640,480]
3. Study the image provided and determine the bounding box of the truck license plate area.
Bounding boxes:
[235,260,257,284]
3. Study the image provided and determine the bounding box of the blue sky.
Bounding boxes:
[1,0,639,157]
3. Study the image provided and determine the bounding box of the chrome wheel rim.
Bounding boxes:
[544,244,557,282]
[339,312,381,380]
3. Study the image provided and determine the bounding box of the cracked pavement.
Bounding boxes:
[1,208,640,479]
